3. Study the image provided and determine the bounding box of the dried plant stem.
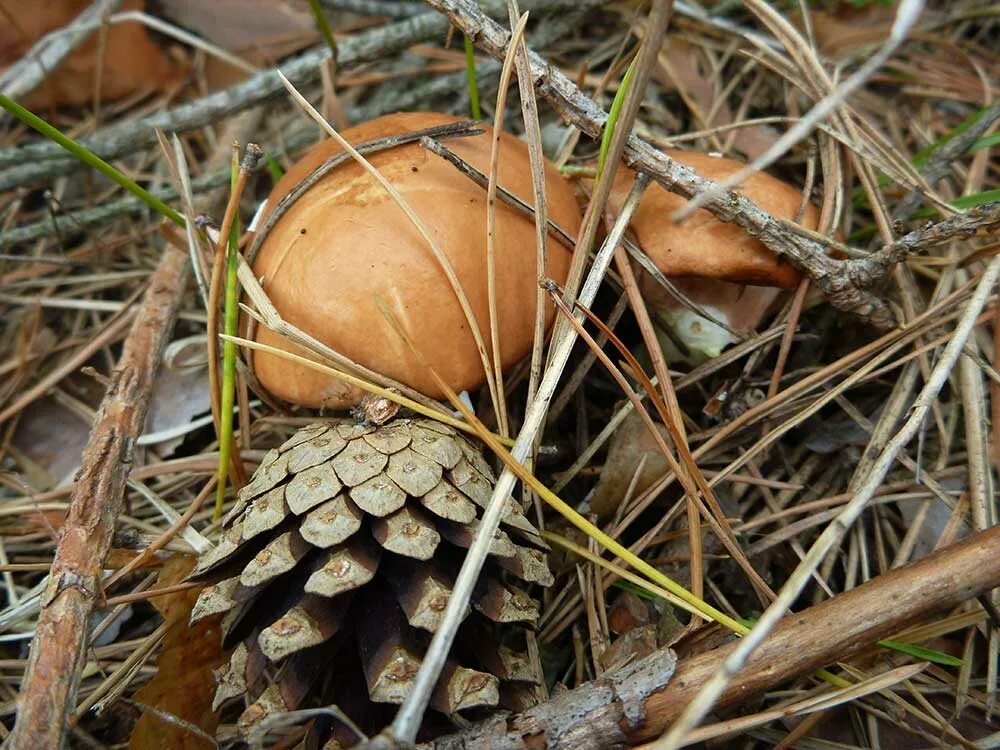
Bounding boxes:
[104,479,216,590]
[543,532,707,621]
[505,0,550,417]
[657,254,1000,748]
[484,12,530,438]
[8,246,188,749]
[549,287,775,601]
[610,247,705,599]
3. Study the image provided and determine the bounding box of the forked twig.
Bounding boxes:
[425,0,900,325]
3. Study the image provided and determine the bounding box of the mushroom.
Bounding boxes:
[608,150,819,363]
[0,1,177,110]
[250,112,583,408]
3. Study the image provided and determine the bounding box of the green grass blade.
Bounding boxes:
[0,93,185,227]
[464,33,482,120]
[307,0,339,59]
[596,56,637,181]
[214,157,242,520]
[970,132,1000,152]
[264,151,285,183]
[877,639,963,667]
[948,188,1000,209]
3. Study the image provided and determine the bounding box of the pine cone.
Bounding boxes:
[190,418,552,745]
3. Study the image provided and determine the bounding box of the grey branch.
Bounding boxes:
[425,0,899,327]
[854,200,1000,286]
[0,0,123,104]
[0,12,448,189]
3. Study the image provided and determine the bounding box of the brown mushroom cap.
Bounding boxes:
[251,112,582,409]
[0,0,178,110]
[609,150,819,288]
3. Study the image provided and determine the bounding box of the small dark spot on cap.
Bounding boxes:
[300,228,307,235]
[411,166,419,172]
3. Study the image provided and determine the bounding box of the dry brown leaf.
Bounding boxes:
[158,0,318,89]
[589,408,672,521]
[129,554,226,750]
[0,0,179,109]
[653,35,778,160]
[793,4,896,58]
[158,0,317,60]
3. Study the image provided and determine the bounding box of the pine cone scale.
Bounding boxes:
[192,417,552,743]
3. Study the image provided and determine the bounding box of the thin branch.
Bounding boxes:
[428,524,1000,749]
[7,246,189,749]
[425,0,897,325]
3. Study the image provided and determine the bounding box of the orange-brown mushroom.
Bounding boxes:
[0,0,177,110]
[609,150,819,363]
[250,112,583,408]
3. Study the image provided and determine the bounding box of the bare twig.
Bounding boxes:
[484,11,531,438]
[861,201,1000,282]
[7,246,189,749]
[428,525,1000,749]
[425,0,897,325]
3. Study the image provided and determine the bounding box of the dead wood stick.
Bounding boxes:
[8,245,189,750]
[425,0,894,327]
[428,524,1000,750]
